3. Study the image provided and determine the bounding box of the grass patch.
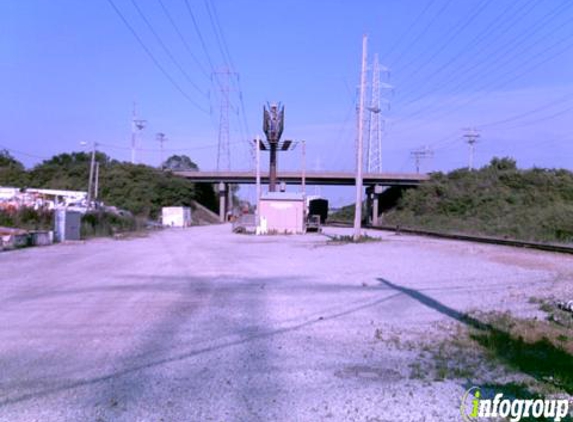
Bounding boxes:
[326,233,381,244]
[469,311,573,394]
[403,311,573,399]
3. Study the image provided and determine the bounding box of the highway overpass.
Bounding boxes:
[174,171,429,186]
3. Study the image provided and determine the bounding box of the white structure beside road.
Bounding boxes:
[162,207,192,227]
[258,192,305,234]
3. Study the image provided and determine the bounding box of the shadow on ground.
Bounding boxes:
[379,278,573,395]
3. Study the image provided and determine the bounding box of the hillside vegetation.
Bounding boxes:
[335,158,573,244]
[0,150,217,220]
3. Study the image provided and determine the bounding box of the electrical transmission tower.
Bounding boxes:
[214,68,236,171]
[366,54,391,173]
[410,146,434,174]
[131,102,146,164]
[156,132,167,169]
[463,128,480,170]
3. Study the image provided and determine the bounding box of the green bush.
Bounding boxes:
[0,208,53,231]
[383,157,573,244]
[81,211,140,238]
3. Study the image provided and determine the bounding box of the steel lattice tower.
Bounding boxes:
[215,68,233,171]
[367,54,383,173]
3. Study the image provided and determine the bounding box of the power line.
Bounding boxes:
[128,0,209,98]
[431,6,573,104]
[156,0,210,79]
[98,140,245,152]
[183,0,217,74]
[494,104,573,130]
[390,0,454,68]
[394,0,540,105]
[0,144,50,160]
[390,27,573,132]
[105,0,209,113]
[477,93,573,129]
[204,0,235,72]
[381,0,437,62]
[398,0,494,83]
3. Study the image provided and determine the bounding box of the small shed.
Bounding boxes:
[54,209,81,242]
[259,192,305,234]
[162,207,192,227]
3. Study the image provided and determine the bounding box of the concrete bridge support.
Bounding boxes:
[218,182,227,223]
[366,184,384,226]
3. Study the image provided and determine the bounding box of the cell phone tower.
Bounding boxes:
[366,54,391,173]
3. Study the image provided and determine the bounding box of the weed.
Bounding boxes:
[326,233,381,244]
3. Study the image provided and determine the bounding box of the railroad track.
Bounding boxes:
[326,221,573,255]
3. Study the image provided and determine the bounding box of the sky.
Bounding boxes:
[1,0,572,205]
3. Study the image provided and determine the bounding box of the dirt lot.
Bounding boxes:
[0,224,571,421]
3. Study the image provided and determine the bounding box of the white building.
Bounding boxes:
[162,207,192,227]
[258,192,305,234]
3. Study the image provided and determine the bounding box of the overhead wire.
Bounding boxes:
[389,0,454,69]
[395,28,573,130]
[381,0,437,62]
[105,0,209,113]
[0,144,50,161]
[398,0,494,84]
[204,0,236,72]
[183,0,217,74]
[156,0,210,79]
[394,0,540,105]
[476,93,573,129]
[128,0,209,98]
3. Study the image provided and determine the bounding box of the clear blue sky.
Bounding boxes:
[1,0,572,204]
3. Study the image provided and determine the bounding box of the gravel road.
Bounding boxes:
[1,225,571,422]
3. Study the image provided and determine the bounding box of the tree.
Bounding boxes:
[489,157,517,172]
[24,152,216,219]
[28,151,107,191]
[0,150,28,187]
[163,155,199,172]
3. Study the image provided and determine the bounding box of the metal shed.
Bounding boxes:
[259,192,305,234]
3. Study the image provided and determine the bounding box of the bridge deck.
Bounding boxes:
[174,171,429,186]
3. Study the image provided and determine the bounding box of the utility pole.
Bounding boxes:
[301,140,306,196]
[255,135,261,226]
[156,132,167,168]
[94,162,100,200]
[86,142,98,210]
[131,103,146,164]
[354,35,368,241]
[463,128,480,170]
[410,146,434,174]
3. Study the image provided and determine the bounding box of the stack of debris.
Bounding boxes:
[557,300,573,314]
[0,227,53,251]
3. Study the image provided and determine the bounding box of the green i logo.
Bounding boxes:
[471,389,481,418]
[460,387,481,422]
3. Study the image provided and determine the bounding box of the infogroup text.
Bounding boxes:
[461,387,571,422]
